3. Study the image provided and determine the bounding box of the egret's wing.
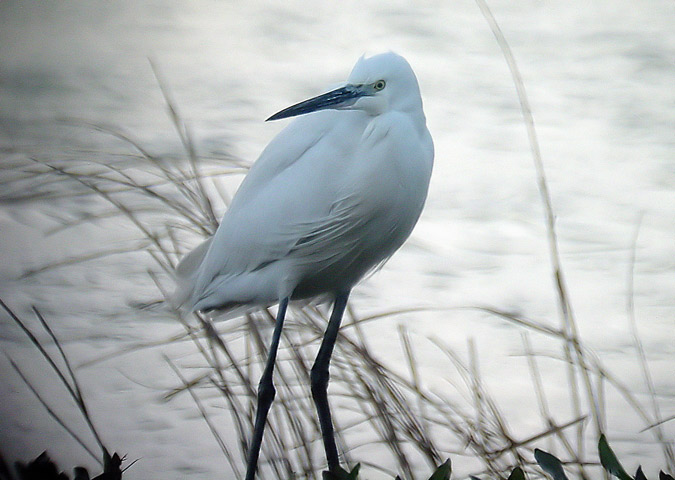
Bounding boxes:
[227,112,333,214]
[187,112,360,308]
[288,197,366,265]
[285,192,403,277]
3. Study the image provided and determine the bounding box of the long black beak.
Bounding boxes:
[266,85,365,121]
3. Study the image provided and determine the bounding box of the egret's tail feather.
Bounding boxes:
[176,238,213,278]
[173,237,213,311]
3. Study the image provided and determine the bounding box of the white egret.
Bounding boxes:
[174,52,433,479]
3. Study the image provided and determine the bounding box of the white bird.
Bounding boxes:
[174,52,433,479]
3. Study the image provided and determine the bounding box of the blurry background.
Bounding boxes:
[0,1,673,479]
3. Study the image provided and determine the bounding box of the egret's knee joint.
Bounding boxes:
[257,380,276,405]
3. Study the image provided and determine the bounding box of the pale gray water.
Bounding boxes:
[1,1,673,479]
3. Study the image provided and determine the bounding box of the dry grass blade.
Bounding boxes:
[475,0,604,461]
[398,325,438,468]
[164,355,240,478]
[640,416,675,433]
[3,354,101,463]
[469,306,562,338]
[87,160,213,233]
[20,243,151,279]
[626,215,674,470]
[77,329,195,368]
[148,58,218,230]
[522,333,590,480]
[0,298,107,464]
[31,307,109,456]
[31,158,175,268]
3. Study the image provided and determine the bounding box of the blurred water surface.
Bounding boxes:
[1,1,673,479]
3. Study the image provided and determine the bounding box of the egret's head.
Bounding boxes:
[345,52,422,116]
[267,52,423,121]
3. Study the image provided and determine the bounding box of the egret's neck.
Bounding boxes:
[396,102,428,139]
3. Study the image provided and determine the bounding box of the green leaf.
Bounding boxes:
[635,466,648,480]
[508,467,526,480]
[534,448,569,480]
[598,434,633,480]
[323,464,360,480]
[428,459,452,480]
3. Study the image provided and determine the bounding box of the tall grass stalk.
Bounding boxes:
[475,0,673,474]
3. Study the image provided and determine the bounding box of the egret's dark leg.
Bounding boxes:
[245,297,289,480]
[310,290,350,472]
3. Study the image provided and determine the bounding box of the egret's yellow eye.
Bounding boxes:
[373,80,386,91]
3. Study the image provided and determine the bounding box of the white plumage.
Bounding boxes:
[174,52,433,314]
